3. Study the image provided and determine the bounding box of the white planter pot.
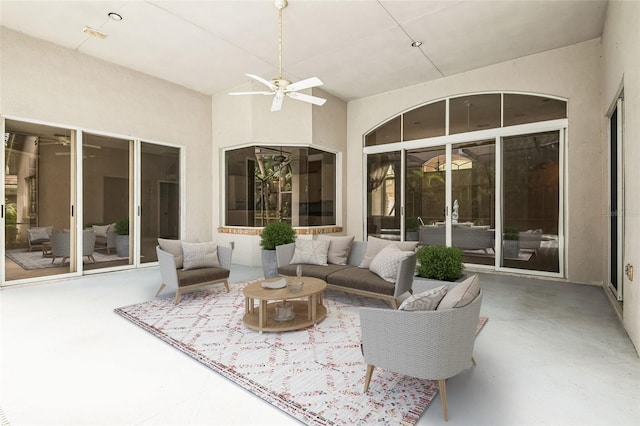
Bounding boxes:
[503,240,520,258]
[261,250,279,278]
[116,235,129,257]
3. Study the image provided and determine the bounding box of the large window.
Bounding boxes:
[364,93,566,277]
[225,146,336,227]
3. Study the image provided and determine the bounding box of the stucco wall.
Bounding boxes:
[347,38,603,286]
[0,27,213,242]
[602,0,640,352]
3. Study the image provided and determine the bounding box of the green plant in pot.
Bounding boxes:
[4,199,18,246]
[114,217,129,257]
[416,245,464,282]
[260,221,296,278]
[405,217,420,241]
[503,226,520,259]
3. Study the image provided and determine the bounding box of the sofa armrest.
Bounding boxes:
[393,252,417,298]
[276,243,295,267]
[217,245,232,270]
[156,246,179,291]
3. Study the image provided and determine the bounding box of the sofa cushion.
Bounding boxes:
[278,263,352,281]
[182,241,221,271]
[327,267,396,296]
[398,285,448,311]
[290,239,330,266]
[177,267,229,288]
[317,235,354,265]
[28,227,51,242]
[369,244,413,283]
[92,224,112,238]
[359,236,418,269]
[437,274,480,310]
[158,238,184,269]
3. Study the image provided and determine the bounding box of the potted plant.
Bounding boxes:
[260,221,296,278]
[114,217,129,257]
[503,226,520,259]
[405,217,420,241]
[415,245,464,282]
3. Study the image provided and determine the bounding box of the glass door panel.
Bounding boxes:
[140,142,180,264]
[450,140,496,265]
[367,152,401,240]
[4,119,75,281]
[405,146,446,244]
[502,131,560,272]
[83,133,132,270]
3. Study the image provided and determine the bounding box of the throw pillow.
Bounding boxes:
[28,227,50,241]
[289,239,330,266]
[317,235,354,265]
[359,236,418,269]
[158,238,184,268]
[369,244,412,283]
[437,274,481,310]
[398,285,448,311]
[181,241,220,271]
[92,224,111,238]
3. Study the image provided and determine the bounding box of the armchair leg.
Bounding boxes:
[174,289,181,305]
[439,379,449,421]
[471,356,477,366]
[364,364,375,392]
[223,279,230,292]
[155,283,166,297]
[390,299,399,309]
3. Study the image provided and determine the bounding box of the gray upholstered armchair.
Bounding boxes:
[50,230,96,264]
[359,289,482,421]
[156,244,232,304]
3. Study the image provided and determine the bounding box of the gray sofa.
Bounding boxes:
[276,241,417,309]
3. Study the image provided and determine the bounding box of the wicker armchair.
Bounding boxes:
[359,290,483,421]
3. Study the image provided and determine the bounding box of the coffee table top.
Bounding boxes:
[243,276,326,300]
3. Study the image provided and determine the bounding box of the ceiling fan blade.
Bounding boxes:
[271,92,284,112]
[286,91,327,106]
[229,91,274,96]
[285,77,323,92]
[246,73,277,91]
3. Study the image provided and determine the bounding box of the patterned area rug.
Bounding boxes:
[115,283,487,425]
[6,250,128,270]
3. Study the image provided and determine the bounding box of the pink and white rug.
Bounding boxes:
[115,282,487,425]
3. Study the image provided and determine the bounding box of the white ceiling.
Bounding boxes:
[0,0,608,102]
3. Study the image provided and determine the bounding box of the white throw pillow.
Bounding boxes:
[399,285,448,311]
[317,235,354,265]
[181,241,220,271]
[92,224,111,238]
[28,227,50,241]
[158,238,184,269]
[289,239,330,266]
[369,244,412,283]
[437,274,480,310]
[359,236,418,269]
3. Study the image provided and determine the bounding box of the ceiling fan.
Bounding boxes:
[229,0,327,112]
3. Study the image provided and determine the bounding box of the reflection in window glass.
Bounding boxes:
[367,152,401,240]
[141,142,180,264]
[403,101,446,141]
[502,131,560,273]
[449,94,501,134]
[503,94,567,126]
[225,146,336,227]
[365,116,401,146]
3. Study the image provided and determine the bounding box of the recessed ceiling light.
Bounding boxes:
[108,12,123,21]
[82,26,108,39]
[411,41,423,47]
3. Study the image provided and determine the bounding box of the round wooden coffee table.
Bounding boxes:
[242,276,327,332]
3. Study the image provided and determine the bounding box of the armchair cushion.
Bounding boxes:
[437,274,480,310]
[28,227,50,242]
[289,239,330,266]
[398,285,448,311]
[181,241,220,271]
[317,235,354,265]
[158,238,184,268]
[92,224,112,237]
[369,244,413,283]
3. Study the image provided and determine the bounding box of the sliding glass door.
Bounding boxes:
[3,119,76,281]
[2,117,183,286]
[366,152,401,240]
